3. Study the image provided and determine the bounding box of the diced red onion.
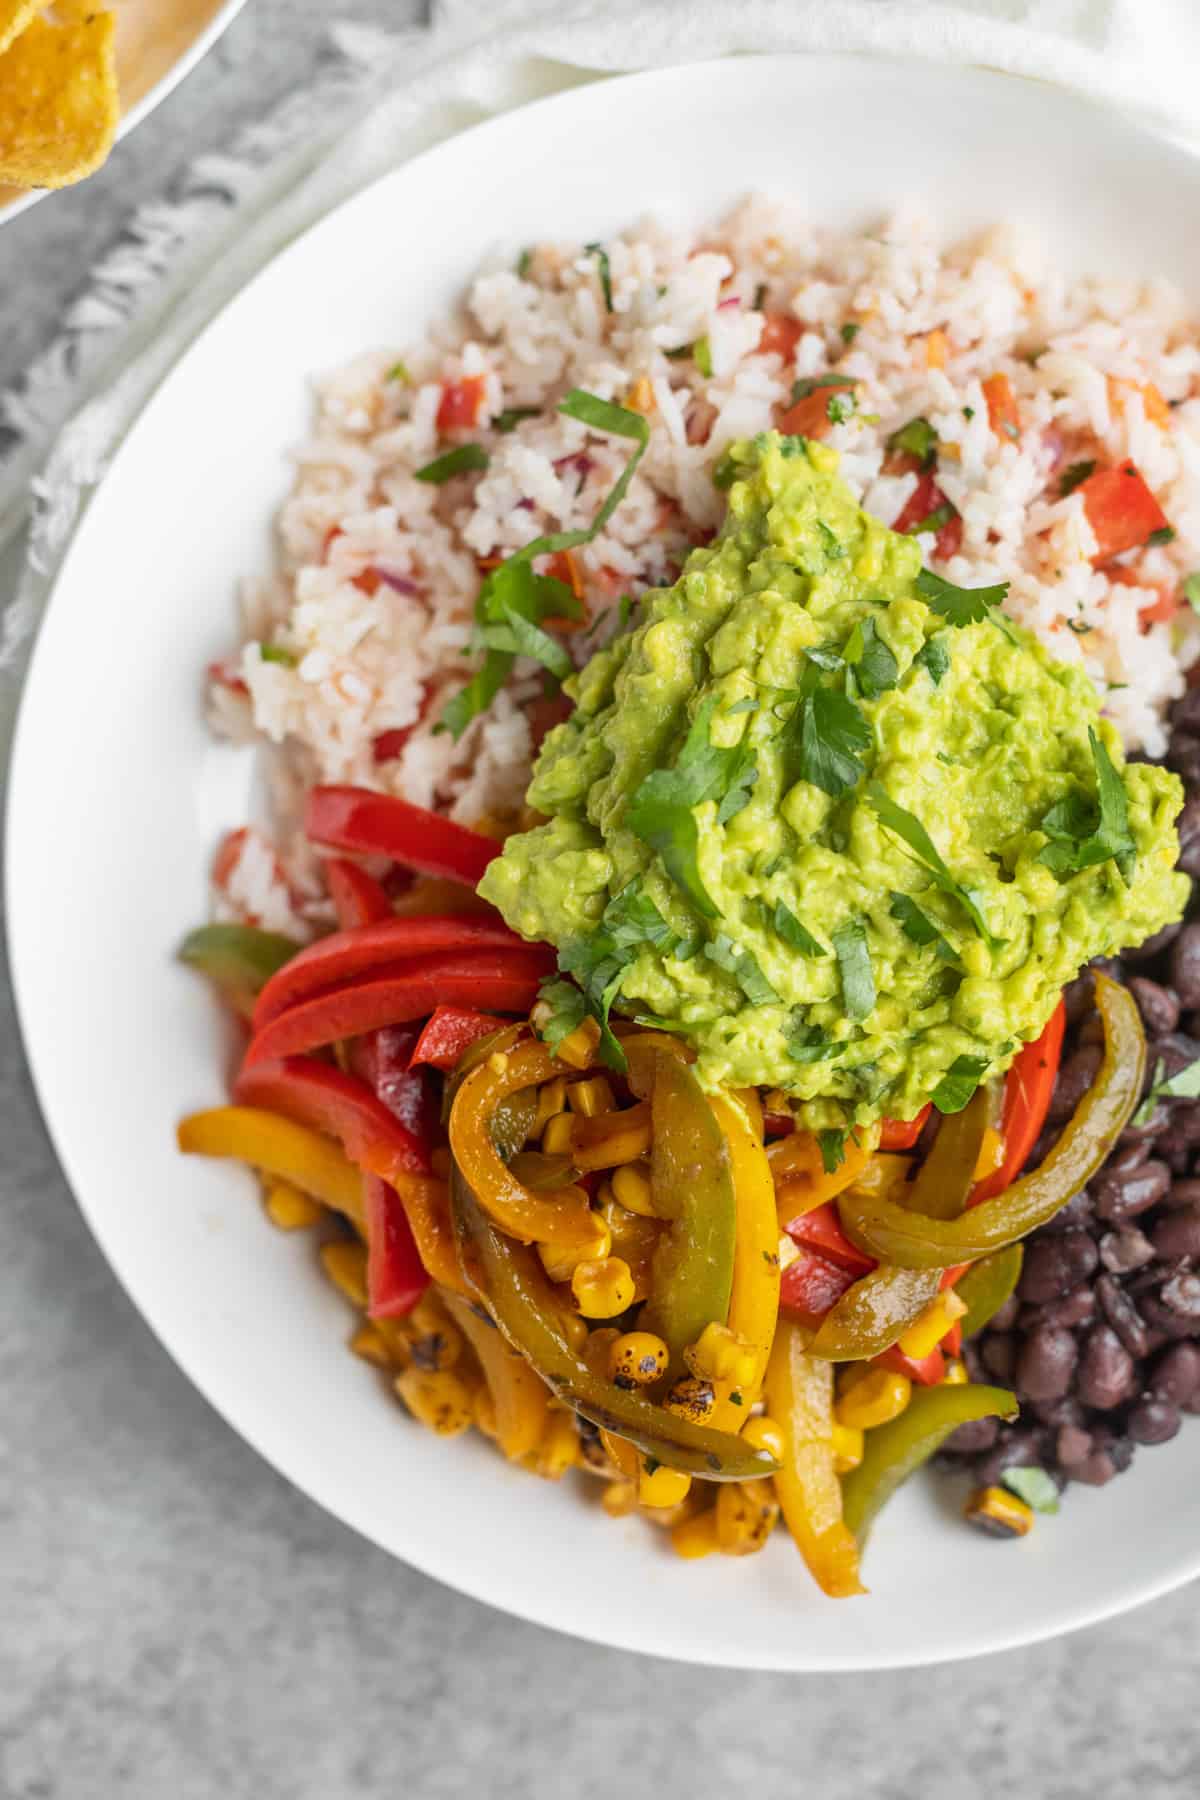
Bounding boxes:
[371,568,423,597]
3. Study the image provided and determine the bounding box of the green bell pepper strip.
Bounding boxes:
[809,1264,945,1361]
[450,1168,777,1482]
[837,974,1144,1268]
[899,1085,994,1220]
[841,1383,1019,1545]
[956,1245,1024,1339]
[178,923,300,996]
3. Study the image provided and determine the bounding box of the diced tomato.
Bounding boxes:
[873,1343,946,1386]
[372,727,415,763]
[782,1201,875,1274]
[893,471,962,559]
[758,313,803,362]
[982,372,1020,443]
[410,1005,507,1072]
[436,375,487,433]
[1109,565,1179,630]
[1077,459,1170,564]
[779,1248,859,1329]
[323,525,343,557]
[207,658,249,697]
[778,379,860,441]
[352,569,383,597]
[879,1104,932,1152]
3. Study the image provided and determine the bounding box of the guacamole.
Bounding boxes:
[479,433,1188,1128]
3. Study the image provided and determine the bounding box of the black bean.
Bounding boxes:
[1071,1450,1118,1486]
[1127,1396,1182,1445]
[1175,799,1200,878]
[1016,1324,1078,1402]
[1167,736,1200,789]
[1048,1046,1103,1122]
[1096,1273,1151,1358]
[988,1295,1020,1333]
[1056,1423,1093,1467]
[1128,977,1181,1037]
[1039,1189,1094,1233]
[1161,1269,1200,1318]
[1122,918,1185,962]
[973,1428,1040,1489]
[1170,688,1200,733]
[962,1341,987,1384]
[1150,1205,1200,1262]
[1093,1157,1171,1222]
[1018,1229,1098,1304]
[1148,1343,1200,1405]
[1091,1426,1135,1474]
[1062,972,1096,1024]
[1120,1104,1170,1145]
[1036,1284,1098,1331]
[942,1417,1000,1455]
[1030,1394,1084,1428]
[1137,1292,1200,1340]
[1165,1177,1200,1210]
[1098,1226,1156,1274]
[1076,1325,1137,1410]
[1170,926,1200,1008]
[980,1333,1016,1384]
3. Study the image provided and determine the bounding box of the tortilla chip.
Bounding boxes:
[0,8,118,189]
[0,1,43,58]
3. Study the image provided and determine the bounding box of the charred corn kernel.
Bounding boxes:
[664,1376,717,1425]
[600,1428,641,1480]
[601,1480,639,1518]
[542,1112,576,1156]
[942,1357,969,1386]
[406,1325,462,1373]
[264,1179,323,1231]
[473,1384,499,1440]
[568,1077,614,1118]
[898,1289,969,1362]
[685,1322,757,1389]
[831,1422,865,1473]
[639,1461,692,1508]
[716,1480,780,1556]
[965,1485,1035,1539]
[671,1508,720,1559]
[610,1162,656,1217]
[974,1126,1004,1181]
[537,1409,581,1481]
[538,1215,612,1284]
[349,1323,391,1369]
[430,1146,453,1180]
[372,1316,413,1368]
[742,1414,786,1461]
[531,1077,568,1136]
[608,1330,670,1389]
[556,1017,601,1069]
[571,1255,635,1318]
[835,1368,912,1431]
[409,1289,447,1336]
[319,1240,368,1307]
[395,1366,474,1436]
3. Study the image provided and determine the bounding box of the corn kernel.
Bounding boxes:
[600,1428,640,1479]
[664,1375,717,1425]
[557,1307,590,1354]
[409,1289,447,1336]
[608,1331,670,1388]
[537,1216,611,1284]
[610,1162,657,1217]
[556,1017,601,1069]
[835,1368,911,1431]
[531,1077,568,1137]
[571,1255,635,1318]
[430,1146,453,1180]
[639,1461,692,1509]
[319,1240,368,1308]
[964,1485,1035,1538]
[473,1384,499,1440]
[349,1323,391,1369]
[942,1357,969,1386]
[542,1112,575,1156]
[898,1289,969,1362]
[625,375,656,416]
[742,1414,786,1461]
[567,1076,615,1118]
[487,1051,510,1075]
[395,1367,474,1436]
[831,1421,864,1473]
[601,1480,638,1518]
[263,1180,323,1231]
[537,1409,581,1481]
[406,1322,462,1373]
[670,1508,720,1559]
[716,1480,780,1556]
[685,1321,757,1388]
[372,1316,413,1367]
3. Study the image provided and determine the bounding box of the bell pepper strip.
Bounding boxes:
[769,1125,877,1220]
[809,1264,945,1361]
[363,1173,430,1317]
[878,1105,931,1151]
[1077,459,1170,564]
[630,1049,737,1375]
[569,1099,653,1172]
[872,1343,946,1386]
[177,1106,364,1223]
[837,974,1144,1267]
[763,1317,866,1598]
[442,1289,550,1461]
[360,1024,440,1147]
[391,1172,467,1293]
[325,859,393,929]
[779,1247,859,1328]
[244,949,551,1066]
[253,914,526,1029]
[234,1054,433,1180]
[900,1085,993,1220]
[306,786,500,887]
[448,1038,600,1248]
[841,1383,1019,1546]
[451,1170,779,1481]
[178,923,300,999]
[783,1200,875,1273]
[708,1091,781,1420]
[971,1001,1066,1204]
[941,1320,963,1358]
[955,1244,1025,1340]
[410,1005,510,1072]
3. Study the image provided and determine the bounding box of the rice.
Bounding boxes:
[207,199,1200,918]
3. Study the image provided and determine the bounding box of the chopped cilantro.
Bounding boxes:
[773,901,828,958]
[786,1019,843,1064]
[1037,727,1136,887]
[886,416,936,467]
[584,242,613,312]
[1148,525,1176,547]
[664,343,693,361]
[784,676,872,799]
[555,878,674,1073]
[832,918,875,1020]
[845,616,899,698]
[818,1129,847,1174]
[869,783,1002,951]
[1001,1467,1060,1515]
[534,977,588,1053]
[712,448,739,490]
[904,502,956,538]
[791,373,857,402]
[1059,459,1096,498]
[889,891,957,962]
[387,360,411,384]
[704,934,779,1006]
[840,321,861,345]
[259,643,295,667]
[827,388,857,424]
[1186,572,1200,616]
[495,406,539,433]
[817,520,846,561]
[916,567,1011,627]
[931,1053,990,1114]
[915,637,950,685]
[694,336,714,379]
[1066,617,1092,636]
[414,444,489,484]
[516,248,532,278]
[626,695,757,916]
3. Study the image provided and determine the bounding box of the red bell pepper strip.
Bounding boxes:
[357,1024,441,1145]
[410,1005,509,1072]
[873,1343,946,1386]
[893,470,963,559]
[970,1000,1066,1205]
[783,1202,876,1274]
[253,914,525,1030]
[233,1054,432,1179]
[941,1320,964,1358]
[325,859,393,930]
[363,1174,431,1317]
[1077,459,1170,563]
[779,1248,859,1329]
[245,949,551,1066]
[879,1104,932,1152]
[306,786,500,887]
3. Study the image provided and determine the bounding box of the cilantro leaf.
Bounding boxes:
[916,567,1011,626]
[845,616,899,698]
[259,644,295,667]
[791,373,857,402]
[414,444,489,484]
[495,407,539,434]
[1001,1467,1060,1515]
[889,891,957,962]
[915,637,950,685]
[786,1019,844,1063]
[931,1053,991,1113]
[627,697,758,914]
[818,1128,847,1174]
[832,919,875,1020]
[841,322,861,345]
[602,883,673,954]
[827,389,856,424]
[887,417,936,467]
[786,683,872,798]
[869,783,1003,952]
[1059,459,1096,498]
[585,242,613,312]
[804,644,846,673]
[905,503,956,538]
[534,978,588,1053]
[554,877,674,1074]
[704,934,779,1006]
[1037,728,1136,887]
[773,901,828,958]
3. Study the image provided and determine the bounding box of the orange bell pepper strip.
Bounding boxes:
[763,1317,866,1598]
[443,1290,550,1461]
[177,1106,364,1224]
[769,1125,878,1221]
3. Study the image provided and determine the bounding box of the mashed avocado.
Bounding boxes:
[479,433,1188,1129]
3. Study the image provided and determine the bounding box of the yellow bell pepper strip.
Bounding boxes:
[179,923,301,999]
[448,1039,600,1249]
[392,1172,467,1295]
[451,1169,778,1482]
[771,1126,877,1222]
[629,1048,737,1377]
[840,1383,1018,1546]
[763,1317,865,1598]
[956,1245,1024,1340]
[898,1085,993,1220]
[443,1289,550,1461]
[178,1106,365,1223]
[708,1091,780,1424]
[837,974,1144,1268]
[809,1264,945,1361]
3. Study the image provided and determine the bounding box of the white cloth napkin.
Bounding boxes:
[2,0,1198,748]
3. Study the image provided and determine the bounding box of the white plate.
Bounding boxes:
[9,54,1200,1671]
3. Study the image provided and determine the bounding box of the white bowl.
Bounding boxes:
[9,53,1200,1670]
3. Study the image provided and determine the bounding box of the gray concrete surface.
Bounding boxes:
[3,6,1200,1797]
